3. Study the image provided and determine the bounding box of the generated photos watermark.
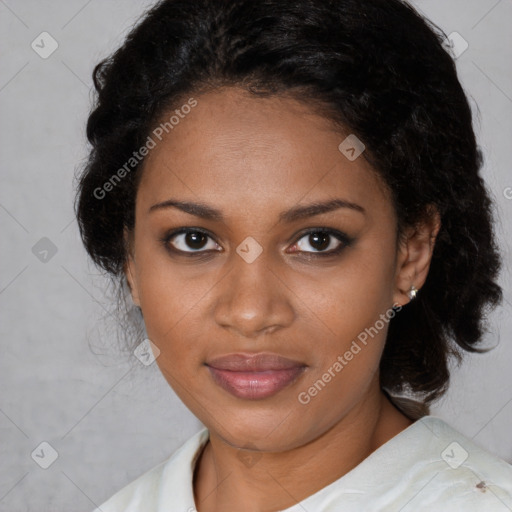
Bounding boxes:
[93,97,198,200]
[298,304,401,405]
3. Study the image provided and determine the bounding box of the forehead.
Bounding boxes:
[136,86,392,220]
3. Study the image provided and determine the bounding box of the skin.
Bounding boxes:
[124,86,441,512]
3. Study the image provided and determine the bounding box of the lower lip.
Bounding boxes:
[206,366,306,400]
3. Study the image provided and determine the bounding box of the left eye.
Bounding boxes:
[290,230,347,254]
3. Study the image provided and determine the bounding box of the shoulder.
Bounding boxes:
[294,415,512,512]
[92,459,167,512]
[371,415,512,511]
[92,427,209,512]
[414,416,512,508]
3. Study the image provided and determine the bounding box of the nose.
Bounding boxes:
[213,250,295,338]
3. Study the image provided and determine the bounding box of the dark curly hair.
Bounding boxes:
[74,0,503,420]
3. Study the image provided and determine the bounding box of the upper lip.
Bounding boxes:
[206,352,306,372]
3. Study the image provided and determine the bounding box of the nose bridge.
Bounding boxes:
[213,246,294,336]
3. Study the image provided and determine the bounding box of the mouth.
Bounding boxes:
[205,352,307,400]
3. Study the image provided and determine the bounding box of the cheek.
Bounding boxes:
[304,246,396,339]
[296,342,384,441]
[295,241,396,398]
[296,268,391,419]
[134,249,211,362]
[303,269,390,379]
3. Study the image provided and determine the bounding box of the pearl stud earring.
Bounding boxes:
[407,285,418,300]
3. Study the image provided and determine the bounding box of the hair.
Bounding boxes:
[74,0,503,421]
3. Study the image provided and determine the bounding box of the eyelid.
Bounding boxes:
[286,227,352,256]
[159,227,221,254]
[160,226,353,256]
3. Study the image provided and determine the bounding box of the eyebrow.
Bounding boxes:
[148,198,365,222]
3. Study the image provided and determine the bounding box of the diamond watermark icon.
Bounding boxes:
[134,338,161,366]
[32,237,58,263]
[31,32,59,59]
[441,441,468,469]
[236,236,263,264]
[236,443,263,468]
[442,32,468,59]
[31,441,59,469]
[338,134,365,161]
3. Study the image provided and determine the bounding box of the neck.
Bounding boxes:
[193,383,413,512]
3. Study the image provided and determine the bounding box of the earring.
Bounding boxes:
[407,285,418,300]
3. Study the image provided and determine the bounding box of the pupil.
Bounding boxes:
[310,232,329,251]
[186,232,207,249]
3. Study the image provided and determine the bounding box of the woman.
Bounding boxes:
[75,0,512,510]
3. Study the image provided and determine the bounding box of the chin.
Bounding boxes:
[205,409,308,452]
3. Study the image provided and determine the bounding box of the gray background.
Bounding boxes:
[1,0,511,510]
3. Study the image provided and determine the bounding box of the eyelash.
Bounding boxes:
[159,227,354,259]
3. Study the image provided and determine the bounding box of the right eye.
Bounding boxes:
[160,228,221,255]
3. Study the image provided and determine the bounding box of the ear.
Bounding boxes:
[123,227,141,307]
[393,205,441,307]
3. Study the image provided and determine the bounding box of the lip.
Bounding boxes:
[205,353,307,400]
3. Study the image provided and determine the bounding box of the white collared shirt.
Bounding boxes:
[93,415,512,511]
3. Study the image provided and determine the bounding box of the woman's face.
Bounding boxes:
[125,86,415,450]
